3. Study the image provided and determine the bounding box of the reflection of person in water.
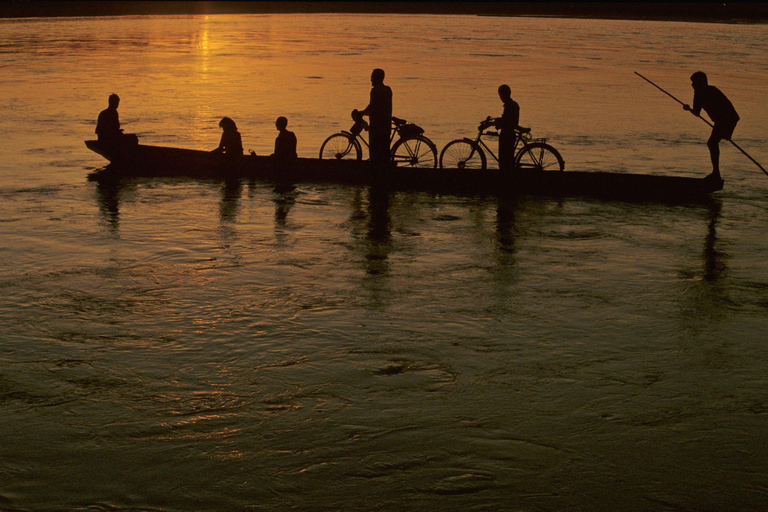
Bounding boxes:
[703,199,725,283]
[367,187,391,249]
[678,199,728,331]
[683,72,739,185]
[94,178,121,235]
[273,186,296,229]
[212,117,243,156]
[359,68,392,166]
[495,197,517,257]
[271,116,297,159]
[346,187,392,286]
[96,94,138,147]
[219,179,242,223]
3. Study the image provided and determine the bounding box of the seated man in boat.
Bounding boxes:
[488,84,521,171]
[683,71,739,185]
[95,93,138,146]
[211,117,243,156]
[271,116,297,160]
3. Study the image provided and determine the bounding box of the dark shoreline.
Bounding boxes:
[2,1,767,24]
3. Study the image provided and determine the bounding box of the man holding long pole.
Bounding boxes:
[682,71,740,186]
[635,71,765,180]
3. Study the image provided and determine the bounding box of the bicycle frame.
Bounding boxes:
[472,132,500,165]
[339,122,417,163]
[440,119,562,172]
[455,130,504,165]
[467,129,543,163]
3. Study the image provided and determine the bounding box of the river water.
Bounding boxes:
[1,13,768,511]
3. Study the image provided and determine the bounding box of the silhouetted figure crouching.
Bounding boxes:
[271,116,297,160]
[359,68,392,167]
[683,71,739,185]
[212,117,243,156]
[96,93,138,148]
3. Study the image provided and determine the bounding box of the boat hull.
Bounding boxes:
[85,140,722,202]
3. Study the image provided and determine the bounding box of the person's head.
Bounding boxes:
[108,94,120,109]
[498,84,511,102]
[275,116,288,131]
[371,68,385,86]
[219,116,237,132]
[690,71,708,90]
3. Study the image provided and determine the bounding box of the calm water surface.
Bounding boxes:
[1,14,768,511]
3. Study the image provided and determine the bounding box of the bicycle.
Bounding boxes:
[319,110,438,168]
[439,116,565,171]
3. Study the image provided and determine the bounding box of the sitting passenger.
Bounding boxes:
[271,116,297,159]
[96,93,138,146]
[212,117,243,156]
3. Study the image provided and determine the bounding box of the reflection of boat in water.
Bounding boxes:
[86,140,722,202]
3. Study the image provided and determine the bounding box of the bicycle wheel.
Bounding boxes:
[439,140,486,170]
[319,133,361,160]
[390,135,438,168]
[515,142,565,171]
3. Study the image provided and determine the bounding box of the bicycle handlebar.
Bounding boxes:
[478,118,531,133]
[477,119,532,141]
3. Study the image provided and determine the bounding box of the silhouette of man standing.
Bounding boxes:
[360,68,392,166]
[683,71,739,184]
[96,94,123,143]
[496,84,520,171]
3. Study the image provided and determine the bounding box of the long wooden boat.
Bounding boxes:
[85,140,722,202]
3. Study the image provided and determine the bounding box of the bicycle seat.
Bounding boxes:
[517,126,531,134]
[391,116,407,126]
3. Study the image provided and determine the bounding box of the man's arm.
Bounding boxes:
[683,91,702,116]
[359,89,374,116]
[211,133,225,153]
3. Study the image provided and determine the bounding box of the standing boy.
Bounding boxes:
[683,71,739,184]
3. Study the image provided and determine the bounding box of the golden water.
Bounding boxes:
[1,14,768,511]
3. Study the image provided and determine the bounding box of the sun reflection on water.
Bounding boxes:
[197,16,210,75]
